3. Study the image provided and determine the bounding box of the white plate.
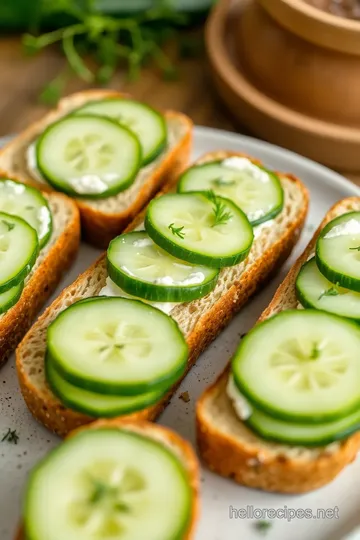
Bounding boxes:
[1,127,360,540]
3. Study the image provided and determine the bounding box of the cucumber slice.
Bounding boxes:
[296,257,360,321]
[177,158,284,226]
[316,211,360,292]
[0,212,38,294]
[0,178,52,248]
[232,310,360,423]
[46,360,166,417]
[36,115,141,198]
[47,297,188,395]
[246,403,360,447]
[75,98,167,165]
[145,192,254,268]
[24,428,192,540]
[0,281,24,315]
[107,231,219,302]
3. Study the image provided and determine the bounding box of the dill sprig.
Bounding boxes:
[318,286,339,301]
[206,190,232,227]
[168,223,185,239]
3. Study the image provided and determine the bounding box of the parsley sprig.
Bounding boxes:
[168,223,185,239]
[206,190,233,227]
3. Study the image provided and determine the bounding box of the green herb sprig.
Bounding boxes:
[1,428,19,444]
[212,177,236,187]
[168,223,185,239]
[206,190,233,227]
[1,220,15,232]
[318,287,339,301]
[254,520,272,535]
[22,0,201,105]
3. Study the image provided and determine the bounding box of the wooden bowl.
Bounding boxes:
[205,0,360,173]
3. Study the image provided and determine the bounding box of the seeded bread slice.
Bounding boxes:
[0,89,192,248]
[15,418,200,540]
[0,188,80,368]
[196,197,360,494]
[15,151,308,436]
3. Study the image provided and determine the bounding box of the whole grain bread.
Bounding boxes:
[15,418,200,540]
[0,90,192,248]
[0,187,80,368]
[196,197,360,494]
[16,151,308,437]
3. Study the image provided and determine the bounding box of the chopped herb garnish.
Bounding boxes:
[1,428,19,444]
[25,206,35,211]
[349,246,360,251]
[254,520,272,534]
[1,220,15,232]
[206,190,233,227]
[168,223,185,239]
[318,287,339,301]
[212,177,236,187]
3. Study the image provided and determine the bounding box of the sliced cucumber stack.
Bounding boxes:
[316,212,360,292]
[0,178,52,248]
[36,115,142,198]
[75,98,167,165]
[47,297,188,396]
[107,231,219,302]
[232,310,360,424]
[0,212,38,293]
[296,257,360,321]
[246,403,360,447]
[46,361,167,417]
[24,428,192,540]
[177,157,284,226]
[145,192,254,268]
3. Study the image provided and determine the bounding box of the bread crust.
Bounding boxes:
[15,152,308,436]
[15,419,200,540]
[0,90,193,248]
[196,196,360,494]
[0,191,80,368]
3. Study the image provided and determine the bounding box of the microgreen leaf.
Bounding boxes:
[168,223,185,239]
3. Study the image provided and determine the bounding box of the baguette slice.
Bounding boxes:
[0,184,80,367]
[16,151,308,437]
[197,196,360,494]
[15,418,200,540]
[0,89,192,248]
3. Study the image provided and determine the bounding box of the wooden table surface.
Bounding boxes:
[0,35,238,137]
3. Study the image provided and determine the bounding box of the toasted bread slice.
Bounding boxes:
[196,196,360,494]
[15,418,200,540]
[0,188,80,368]
[16,151,308,436]
[0,90,192,248]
